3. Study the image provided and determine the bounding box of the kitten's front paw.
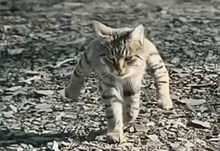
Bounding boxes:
[158,98,173,110]
[59,89,67,101]
[59,89,72,102]
[107,133,126,144]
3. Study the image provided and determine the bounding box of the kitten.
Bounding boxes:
[61,21,173,143]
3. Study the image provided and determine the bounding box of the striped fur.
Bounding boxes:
[63,21,173,143]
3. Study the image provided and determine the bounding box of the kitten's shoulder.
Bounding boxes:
[144,38,158,54]
[85,38,106,58]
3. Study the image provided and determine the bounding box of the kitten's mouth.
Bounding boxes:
[116,73,127,78]
[117,73,124,77]
[112,70,127,78]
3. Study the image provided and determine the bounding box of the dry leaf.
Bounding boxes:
[34,90,54,96]
[6,86,22,92]
[177,98,206,106]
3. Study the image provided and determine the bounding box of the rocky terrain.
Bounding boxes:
[0,0,219,150]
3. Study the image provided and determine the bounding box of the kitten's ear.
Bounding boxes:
[131,25,144,45]
[93,21,114,38]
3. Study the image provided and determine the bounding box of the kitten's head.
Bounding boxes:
[94,21,146,78]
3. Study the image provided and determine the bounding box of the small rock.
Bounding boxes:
[170,57,180,64]
[10,104,17,113]
[134,124,147,132]
[95,135,106,141]
[8,48,24,55]
[34,90,54,95]
[129,125,135,133]
[188,120,211,129]
[178,17,188,23]
[3,111,14,118]
[146,134,160,142]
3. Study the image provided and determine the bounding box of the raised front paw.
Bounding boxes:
[107,132,126,144]
[158,97,173,110]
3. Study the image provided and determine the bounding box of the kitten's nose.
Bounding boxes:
[116,62,123,75]
[116,68,122,74]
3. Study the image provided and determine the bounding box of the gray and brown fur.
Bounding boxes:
[61,21,173,143]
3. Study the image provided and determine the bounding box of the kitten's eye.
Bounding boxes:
[106,56,115,63]
[125,56,133,61]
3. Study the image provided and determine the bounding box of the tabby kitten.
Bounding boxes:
[61,21,173,143]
